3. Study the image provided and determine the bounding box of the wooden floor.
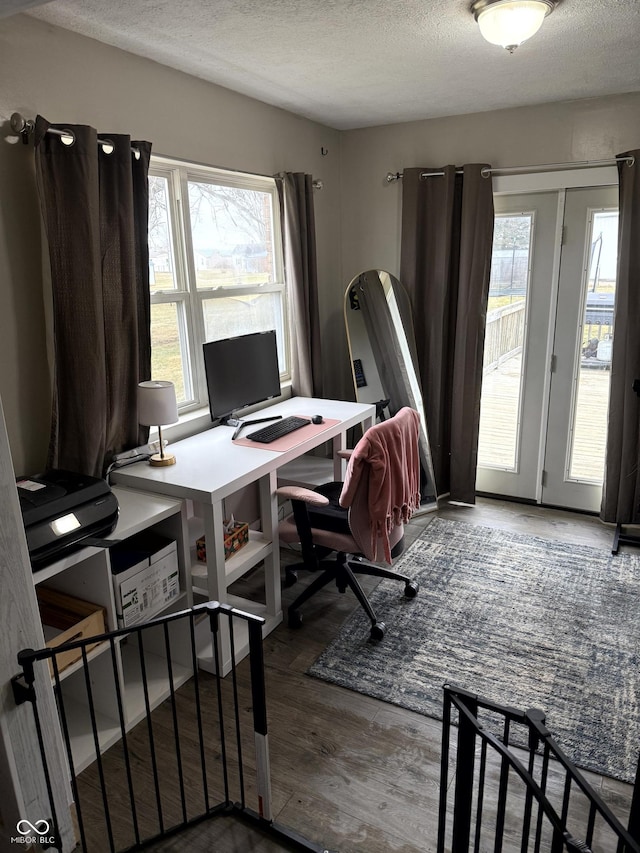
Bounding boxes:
[478,353,610,482]
[86,499,636,853]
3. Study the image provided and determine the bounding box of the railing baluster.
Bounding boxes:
[18,654,64,852]
[210,605,230,803]
[493,717,511,853]
[228,615,246,809]
[248,617,272,822]
[474,739,488,853]
[436,688,452,853]
[451,693,477,853]
[48,654,84,853]
[629,752,640,846]
[81,644,116,852]
[109,636,140,848]
[189,612,210,813]
[137,628,165,835]
[534,743,551,853]
[521,726,538,853]
[163,622,187,825]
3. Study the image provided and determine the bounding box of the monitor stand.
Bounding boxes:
[223,414,283,440]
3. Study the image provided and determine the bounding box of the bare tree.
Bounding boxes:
[493,214,530,250]
[148,175,170,255]
[188,182,267,245]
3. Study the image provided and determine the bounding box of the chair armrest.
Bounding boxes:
[336,449,353,460]
[275,485,330,507]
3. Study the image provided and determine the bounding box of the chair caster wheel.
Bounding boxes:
[404,580,419,598]
[288,609,303,629]
[370,622,386,641]
[284,569,298,588]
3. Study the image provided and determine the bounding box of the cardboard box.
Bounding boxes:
[110,532,180,627]
[37,586,106,676]
[197,520,249,562]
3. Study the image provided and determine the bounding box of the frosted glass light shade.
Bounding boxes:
[474,0,553,51]
[138,380,179,427]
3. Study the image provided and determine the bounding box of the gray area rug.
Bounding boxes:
[308,517,640,783]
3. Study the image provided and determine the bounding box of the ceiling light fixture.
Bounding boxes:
[471,0,556,53]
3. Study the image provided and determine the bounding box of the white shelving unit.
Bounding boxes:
[31,485,192,774]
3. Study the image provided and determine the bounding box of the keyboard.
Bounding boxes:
[247,415,311,443]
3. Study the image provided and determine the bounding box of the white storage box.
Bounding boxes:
[110,532,180,627]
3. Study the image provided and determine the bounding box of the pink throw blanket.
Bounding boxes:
[339,407,421,562]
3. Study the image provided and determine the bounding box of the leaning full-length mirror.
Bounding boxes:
[344,269,437,508]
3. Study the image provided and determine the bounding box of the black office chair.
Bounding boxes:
[276,407,421,640]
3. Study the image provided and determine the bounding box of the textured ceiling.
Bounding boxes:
[17,0,640,130]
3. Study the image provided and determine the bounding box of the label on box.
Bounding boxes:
[118,559,180,627]
[111,536,180,627]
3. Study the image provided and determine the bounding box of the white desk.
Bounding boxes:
[112,396,375,673]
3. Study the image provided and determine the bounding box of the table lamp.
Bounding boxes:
[137,380,179,466]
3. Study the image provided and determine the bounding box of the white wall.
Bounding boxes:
[0,14,343,475]
[339,93,640,283]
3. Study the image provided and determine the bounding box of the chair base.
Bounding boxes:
[286,552,418,641]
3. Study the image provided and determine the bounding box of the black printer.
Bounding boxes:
[17,469,119,570]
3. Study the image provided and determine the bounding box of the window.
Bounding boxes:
[148,157,288,413]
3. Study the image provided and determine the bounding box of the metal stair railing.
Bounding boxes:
[438,684,640,853]
[12,600,327,853]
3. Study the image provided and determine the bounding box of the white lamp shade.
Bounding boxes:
[477,1,549,49]
[138,381,179,427]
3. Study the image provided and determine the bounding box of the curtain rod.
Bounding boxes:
[11,112,324,189]
[385,155,635,183]
[11,111,142,156]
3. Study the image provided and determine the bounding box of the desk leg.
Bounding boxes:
[333,433,345,481]
[203,500,226,602]
[260,469,281,620]
[199,500,233,674]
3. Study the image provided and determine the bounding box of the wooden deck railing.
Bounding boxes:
[483,301,526,372]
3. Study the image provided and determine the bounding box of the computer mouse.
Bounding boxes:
[311,414,324,424]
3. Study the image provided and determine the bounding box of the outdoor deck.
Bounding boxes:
[478,352,610,483]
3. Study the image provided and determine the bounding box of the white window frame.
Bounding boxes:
[149,155,289,416]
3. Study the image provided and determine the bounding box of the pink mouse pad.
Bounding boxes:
[233,416,341,452]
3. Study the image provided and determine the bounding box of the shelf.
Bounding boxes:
[109,486,184,539]
[120,641,192,729]
[60,694,123,775]
[189,527,273,590]
[51,638,115,684]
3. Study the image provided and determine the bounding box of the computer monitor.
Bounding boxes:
[203,330,281,423]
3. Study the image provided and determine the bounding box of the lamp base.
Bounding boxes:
[149,452,176,467]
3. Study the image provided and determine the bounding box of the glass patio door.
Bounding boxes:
[475,191,558,501]
[476,185,618,513]
[541,186,618,511]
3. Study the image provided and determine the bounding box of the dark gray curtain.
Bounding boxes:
[34,116,152,478]
[277,172,323,398]
[400,164,494,504]
[601,150,640,523]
